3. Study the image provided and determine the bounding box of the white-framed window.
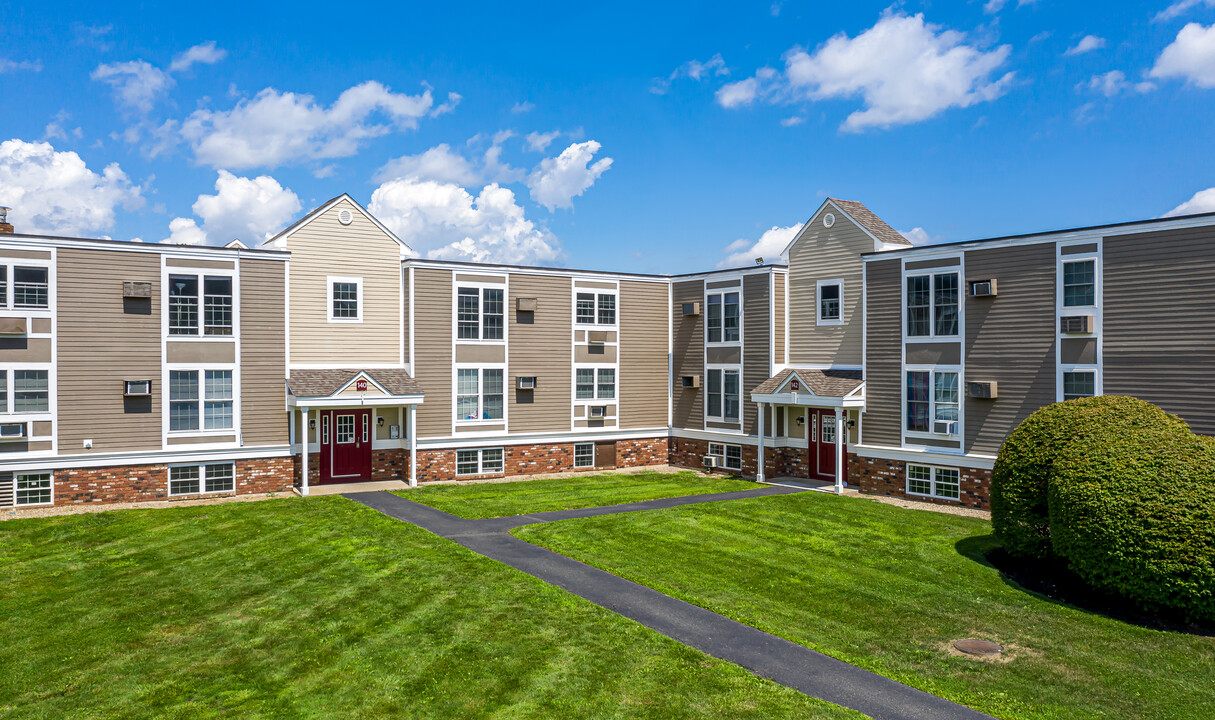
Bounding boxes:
[1062,369,1097,401]
[1062,259,1096,308]
[169,273,233,336]
[817,279,843,325]
[574,442,594,468]
[0,369,50,414]
[455,367,504,422]
[707,442,742,471]
[456,447,505,476]
[0,265,50,309]
[575,367,615,400]
[706,367,741,422]
[168,462,236,496]
[575,291,617,326]
[906,464,961,501]
[906,369,959,434]
[168,369,233,432]
[2,471,53,506]
[906,271,959,338]
[706,290,740,343]
[327,276,363,323]
[457,285,505,340]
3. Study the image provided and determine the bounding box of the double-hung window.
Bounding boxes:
[817,280,843,325]
[706,291,740,343]
[575,291,616,326]
[575,368,615,400]
[706,368,741,422]
[5,471,53,506]
[1062,259,1096,308]
[1063,370,1096,401]
[456,368,504,422]
[12,267,48,309]
[0,369,50,414]
[574,442,595,468]
[328,277,361,322]
[906,464,961,500]
[456,448,504,476]
[906,370,959,434]
[457,286,505,340]
[707,442,742,471]
[906,271,958,337]
[170,274,233,335]
[168,369,233,432]
[168,462,235,496]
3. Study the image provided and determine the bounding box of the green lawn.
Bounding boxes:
[516,491,1215,720]
[395,470,754,518]
[0,497,858,720]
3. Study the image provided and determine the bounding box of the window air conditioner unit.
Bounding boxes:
[968,279,997,297]
[966,381,997,399]
[0,423,27,440]
[517,376,536,390]
[681,375,700,389]
[123,281,153,298]
[516,297,537,312]
[124,380,152,397]
[1060,315,1093,334]
[682,302,701,316]
[702,455,718,468]
[933,420,958,435]
[590,406,607,418]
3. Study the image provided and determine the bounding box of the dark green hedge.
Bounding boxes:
[991,396,1189,559]
[1049,430,1215,622]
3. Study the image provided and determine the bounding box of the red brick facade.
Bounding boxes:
[410,437,670,483]
[53,456,294,506]
[849,454,992,510]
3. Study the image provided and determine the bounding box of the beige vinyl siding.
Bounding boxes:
[286,198,401,365]
[862,259,902,446]
[1103,227,1215,434]
[963,244,1056,454]
[672,280,703,429]
[620,280,668,429]
[0,339,51,363]
[742,273,770,435]
[773,272,786,365]
[413,268,453,437]
[57,248,162,454]
[240,258,288,447]
[508,273,571,434]
[788,207,869,365]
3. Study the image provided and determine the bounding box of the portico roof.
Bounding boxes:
[750,368,865,408]
[287,369,424,407]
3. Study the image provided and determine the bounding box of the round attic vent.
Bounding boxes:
[823,213,835,228]
[337,209,354,226]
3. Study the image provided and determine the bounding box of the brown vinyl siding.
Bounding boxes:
[742,273,770,435]
[788,208,868,366]
[671,279,703,429]
[0,339,51,363]
[963,243,1057,454]
[413,268,453,437]
[620,280,668,429]
[508,273,571,434]
[773,272,786,365]
[1103,227,1215,434]
[402,266,410,364]
[862,259,902,446]
[57,248,161,454]
[239,258,288,447]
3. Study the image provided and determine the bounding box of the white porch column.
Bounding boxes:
[300,406,311,497]
[757,402,766,482]
[408,404,418,488]
[834,407,844,495]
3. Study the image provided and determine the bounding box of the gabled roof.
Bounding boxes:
[287,368,423,398]
[261,193,411,254]
[751,368,863,397]
[781,198,912,256]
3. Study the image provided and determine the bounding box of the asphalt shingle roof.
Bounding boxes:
[287,369,423,398]
[830,198,912,247]
[752,368,863,397]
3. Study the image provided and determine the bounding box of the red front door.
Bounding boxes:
[809,409,839,481]
[320,409,373,483]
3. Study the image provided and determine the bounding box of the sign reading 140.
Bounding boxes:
[356,378,369,392]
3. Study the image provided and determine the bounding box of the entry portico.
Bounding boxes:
[751,369,864,492]
[287,369,424,495]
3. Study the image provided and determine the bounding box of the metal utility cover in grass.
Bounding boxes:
[953,639,1003,656]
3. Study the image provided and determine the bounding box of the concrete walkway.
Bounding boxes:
[346,488,992,720]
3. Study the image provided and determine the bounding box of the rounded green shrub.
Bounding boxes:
[1049,429,1215,621]
[991,396,1189,559]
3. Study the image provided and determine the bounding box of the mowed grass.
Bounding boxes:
[516,491,1215,720]
[395,470,754,518]
[0,498,862,720]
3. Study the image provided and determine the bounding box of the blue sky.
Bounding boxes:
[3,1,1215,273]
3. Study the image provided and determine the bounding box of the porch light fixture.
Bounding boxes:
[795,415,805,426]
[377,416,385,427]
[309,418,316,430]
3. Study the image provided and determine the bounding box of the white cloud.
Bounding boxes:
[43,111,82,142]
[163,170,300,245]
[718,12,1014,132]
[180,81,438,169]
[651,54,729,94]
[510,101,535,114]
[526,140,613,211]
[900,227,939,245]
[717,223,804,268]
[1081,70,1157,97]
[1150,22,1215,87]
[91,60,174,113]
[985,0,1039,12]
[780,115,805,127]
[0,58,41,73]
[1155,0,1215,22]
[0,139,142,236]
[525,130,561,152]
[375,143,479,185]
[1066,35,1106,55]
[1164,187,1215,216]
[369,178,561,264]
[169,41,227,72]
[430,92,462,117]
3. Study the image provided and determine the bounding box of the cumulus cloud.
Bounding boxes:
[163,170,301,245]
[374,143,479,185]
[526,141,613,211]
[369,178,561,264]
[651,54,729,94]
[169,41,227,72]
[1164,187,1215,216]
[717,12,1014,132]
[1150,22,1215,87]
[1155,0,1215,22]
[1066,35,1106,55]
[91,60,174,113]
[0,139,142,236]
[900,227,940,245]
[1081,70,1156,97]
[525,130,561,152]
[180,81,438,169]
[717,223,804,268]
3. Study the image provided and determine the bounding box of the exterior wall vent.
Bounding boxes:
[1060,315,1094,334]
[823,213,835,228]
[123,281,153,298]
[966,381,998,399]
[968,279,997,297]
[337,208,354,225]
